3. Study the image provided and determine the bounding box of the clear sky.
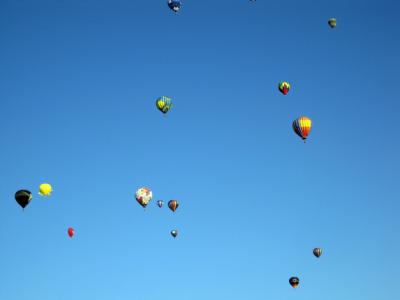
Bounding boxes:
[0,1,399,299]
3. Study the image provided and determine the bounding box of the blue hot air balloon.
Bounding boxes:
[167,0,181,13]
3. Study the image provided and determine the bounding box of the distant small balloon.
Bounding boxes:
[68,227,74,238]
[279,82,291,95]
[289,277,299,288]
[167,0,181,13]
[168,200,179,212]
[328,18,337,28]
[15,190,32,209]
[313,248,322,258]
[39,183,52,196]
[171,230,178,238]
[157,200,164,208]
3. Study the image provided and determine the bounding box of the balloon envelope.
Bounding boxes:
[135,187,153,208]
[292,116,312,141]
[168,200,179,212]
[328,18,337,28]
[313,248,322,258]
[156,96,172,114]
[167,0,181,12]
[68,227,74,238]
[289,277,299,288]
[15,190,32,209]
[279,82,291,95]
[171,230,178,238]
[39,183,52,196]
[157,200,164,208]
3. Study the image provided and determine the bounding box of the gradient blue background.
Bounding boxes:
[1,0,399,299]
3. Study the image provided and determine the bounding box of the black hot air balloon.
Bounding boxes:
[313,248,322,258]
[289,277,299,288]
[171,229,178,238]
[15,190,32,209]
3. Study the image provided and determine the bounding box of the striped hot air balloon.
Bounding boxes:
[313,248,322,258]
[292,116,312,141]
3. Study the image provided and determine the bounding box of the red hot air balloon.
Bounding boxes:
[68,227,74,238]
[168,200,179,212]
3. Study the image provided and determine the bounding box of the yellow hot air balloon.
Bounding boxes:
[39,183,53,196]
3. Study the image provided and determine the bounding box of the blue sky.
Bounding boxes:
[0,0,399,299]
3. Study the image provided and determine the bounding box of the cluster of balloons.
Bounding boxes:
[289,248,323,288]
[135,187,180,238]
[11,2,337,292]
[15,184,75,238]
[274,12,336,289]
[15,183,53,209]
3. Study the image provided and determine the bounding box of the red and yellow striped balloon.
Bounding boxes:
[292,116,312,141]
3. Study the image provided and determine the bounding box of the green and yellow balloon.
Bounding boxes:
[156,96,172,114]
[328,18,337,28]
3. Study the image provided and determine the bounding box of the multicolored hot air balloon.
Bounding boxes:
[135,187,153,208]
[156,96,172,114]
[279,82,291,95]
[289,277,299,288]
[15,190,32,209]
[68,227,74,238]
[168,200,179,212]
[167,0,181,13]
[313,248,322,258]
[171,229,178,238]
[328,18,337,28]
[157,200,164,208]
[292,116,312,141]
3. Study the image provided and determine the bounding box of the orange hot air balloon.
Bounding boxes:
[292,116,312,141]
[68,227,74,238]
[168,200,179,212]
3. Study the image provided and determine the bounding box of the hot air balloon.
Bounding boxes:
[38,183,52,196]
[135,187,153,208]
[157,200,164,208]
[68,227,74,238]
[15,190,32,209]
[292,116,312,141]
[328,18,337,28]
[167,0,181,13]
[171,229,178,238]
[313,248,322,258]
[168,200,179,212]
[279,82,291,95]
[156,96,172,114]
[289,277,299,288]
